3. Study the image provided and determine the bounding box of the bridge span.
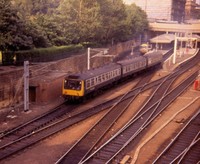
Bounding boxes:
[149,22,200,33]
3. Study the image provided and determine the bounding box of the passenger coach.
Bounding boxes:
[62,51,163,101]
[63,63,121,100]
[117,56,147,78]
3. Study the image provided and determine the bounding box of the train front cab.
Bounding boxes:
[62,78,84,100]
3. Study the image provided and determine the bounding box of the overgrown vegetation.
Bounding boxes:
[2,44,84,65]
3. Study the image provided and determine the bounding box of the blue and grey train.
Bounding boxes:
[62,51,163,101]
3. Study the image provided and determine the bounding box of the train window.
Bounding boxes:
[117,69,119,75]
[95,77,98,84]
[105,73,108,80]
[133,64,135,69]
[110,72,112,78]
[91,78,94,86]
[102,74,105,81]
[65,79,82,90]
[112,71,115,77]
[130,65,133,70]
[110,71,112,78]
[108,72,111,79]
[86,80,90,88]
[129,65,132,71]
[115,70,117,76]
[98,76,101,83]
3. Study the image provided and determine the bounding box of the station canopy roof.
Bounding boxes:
[150,33,175,44]
[189,34,200,42]
[150,33,200,43]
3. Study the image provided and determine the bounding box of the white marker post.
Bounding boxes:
[173,33,177,64]
[24,61,29,112]
[87,48,91,70]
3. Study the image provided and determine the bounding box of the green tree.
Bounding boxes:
[125,4,148,39]
[0,0,33,51]
[98,0,127,44]
[0,0,149,50]
[14,0,62,47]
[57,0,101,44]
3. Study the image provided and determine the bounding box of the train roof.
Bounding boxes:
[117,56,146,65]
[66,63,121,80]
[144,51,163,57]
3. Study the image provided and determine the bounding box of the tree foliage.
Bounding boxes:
[0,0,33,51]
[0,0,149,51]
[125,4,148,39]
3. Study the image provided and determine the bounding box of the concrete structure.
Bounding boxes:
[148,23,200,50]
[149,22,200,33]
[128,0,186,22]
[185,0,200,20]
[150,32,200,50]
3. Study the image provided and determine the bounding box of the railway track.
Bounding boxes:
[0,70,161,160]
[78,70,198,164]
[56,51,200,163]
[0,54,172,161]
[153,110,200,164]
[0,50,199,162]
[0,104,78,146]
[0,49,178,144]
[55,70,155,164]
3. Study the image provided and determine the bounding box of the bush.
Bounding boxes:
[3,44,84,65]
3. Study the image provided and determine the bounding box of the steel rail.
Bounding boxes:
[80,70,198,164]
[152,109,200,164]
[175,132,200,164]
[0,72,154,160]
[55,73,154,164]
[0,48,196,144]
[108,71,199,163]
[0,51,199,161]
